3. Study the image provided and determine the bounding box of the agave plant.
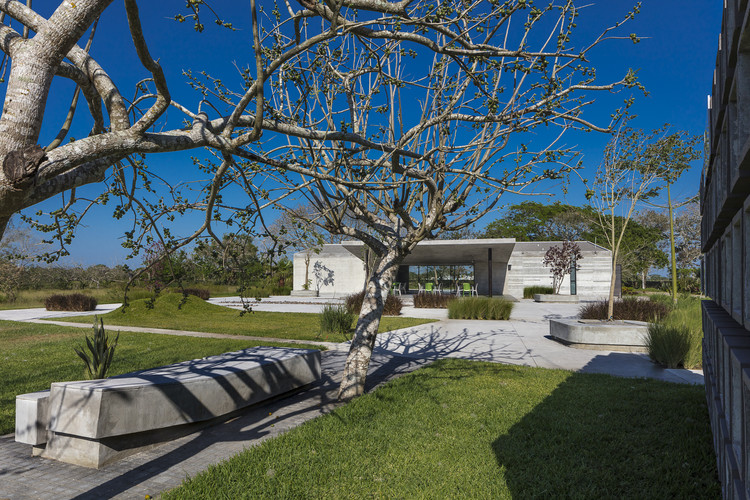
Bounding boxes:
[74,317,119,379]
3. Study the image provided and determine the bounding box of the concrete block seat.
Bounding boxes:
[16,346,321,468]
[549,318,649,352]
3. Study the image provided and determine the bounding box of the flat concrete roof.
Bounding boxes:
[340,239,516,265]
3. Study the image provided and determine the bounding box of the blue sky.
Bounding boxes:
[10,1,723,266]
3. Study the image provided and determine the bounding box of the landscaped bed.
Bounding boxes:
[65,294,436,342]
[0,319,325,435]
[164,358,719,498]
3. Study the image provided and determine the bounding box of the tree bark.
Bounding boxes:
[338,249,400,400]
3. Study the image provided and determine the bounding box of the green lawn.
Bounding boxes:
[165,359,719,499]
[66,294,436,342]
[0,319,324,435]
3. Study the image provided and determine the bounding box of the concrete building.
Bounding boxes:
[293,239,611,298]
[702,2,750,497]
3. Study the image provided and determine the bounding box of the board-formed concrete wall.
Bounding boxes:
[503,242,611,299]
[702,2,750,497]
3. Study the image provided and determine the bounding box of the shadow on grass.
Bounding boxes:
[492,354,719,498]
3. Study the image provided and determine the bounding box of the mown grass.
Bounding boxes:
[0,319,324,435]
[165,359,718,499]
[66,295,435,342]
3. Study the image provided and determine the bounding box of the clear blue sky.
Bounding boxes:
[11,1,723,266]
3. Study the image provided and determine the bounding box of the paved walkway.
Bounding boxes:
[0,298,703,499]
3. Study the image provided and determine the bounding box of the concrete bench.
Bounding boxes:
[15,346,321,468]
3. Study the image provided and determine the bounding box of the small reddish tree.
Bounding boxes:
[542,241,583,294]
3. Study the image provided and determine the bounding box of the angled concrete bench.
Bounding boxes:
[16,346,321,468]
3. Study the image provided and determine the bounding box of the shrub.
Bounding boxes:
[646,323,692,369]
[448,297,513,320]
[45,293,98,311]
[319,304,356,341]
[74,318,119,379]
[523,286,554,299]
[414,292,456,308]
[182,288,210,300]
[345,291,403,316]
[578,297,671,323]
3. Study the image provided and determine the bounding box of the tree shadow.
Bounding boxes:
[491,353,719,498]
[373,323,533,365]
[41,349,426,499]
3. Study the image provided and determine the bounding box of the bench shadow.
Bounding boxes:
[491,353,718,498]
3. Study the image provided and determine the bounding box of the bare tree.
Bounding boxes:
[248,2,644,398]
[0,1,642,398]
[674,202,701,270]
[542,241,583,294]
[589,126,664,319]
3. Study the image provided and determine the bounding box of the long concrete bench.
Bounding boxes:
[15,346,321,468]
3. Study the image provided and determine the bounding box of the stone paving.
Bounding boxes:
[0,297,704,499]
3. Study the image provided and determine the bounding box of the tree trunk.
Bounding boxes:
[338,250,400,400]
[607,207,617,320]
[641,268,647,290]
[667,182,678,305]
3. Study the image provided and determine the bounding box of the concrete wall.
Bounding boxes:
[293,245,366,296]
[503,242,611,299]
[702,2,750,497]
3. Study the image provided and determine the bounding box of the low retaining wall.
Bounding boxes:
[16,346,321,468]
[549,318,649,351]
[533,294,580,303]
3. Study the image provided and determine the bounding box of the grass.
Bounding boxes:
[447,296,513,320]
[0,319,324,435]
[647,296,703,369]
[319,304,356,341]
[66,295,435,342]
[164,359,719,499]
[413,292,456,308]
[523,285,554,299]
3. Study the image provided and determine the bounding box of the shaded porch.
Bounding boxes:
[341,239,516,297]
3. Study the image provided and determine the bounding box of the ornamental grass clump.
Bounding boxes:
[413,292,456,308]
[578,297,670,322]
[646,323,692,369]
[45,293,98,312]
[523,286,554,299]
[448,297,513,320]
[345,291,403,316]
[74,317,119,379]
[319,304,356,340]
[647,296,703,369]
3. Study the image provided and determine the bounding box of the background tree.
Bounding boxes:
[674,202,701,270]
[645,131,702,302]
[483,202,594,241]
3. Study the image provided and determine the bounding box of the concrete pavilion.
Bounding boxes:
[292,239,612,299]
